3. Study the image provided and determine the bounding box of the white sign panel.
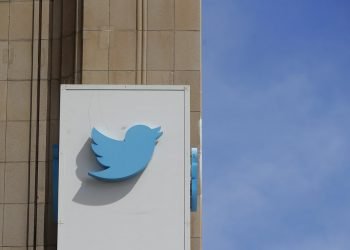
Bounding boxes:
[58,85,190,250]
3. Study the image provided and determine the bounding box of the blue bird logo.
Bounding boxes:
[89,125,163,182]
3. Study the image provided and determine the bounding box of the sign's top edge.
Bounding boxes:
[61,84,189,91]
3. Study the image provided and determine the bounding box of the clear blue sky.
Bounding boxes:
[203,1,350,249]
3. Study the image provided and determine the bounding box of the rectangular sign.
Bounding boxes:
[58,85,190,250]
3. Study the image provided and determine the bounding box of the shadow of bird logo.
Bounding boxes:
[89,125,163,182]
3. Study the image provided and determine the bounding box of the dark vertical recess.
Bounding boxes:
[76,0,84,84]
[43,0,54,247]
[27,0,37,248]
[42,0,83,248]
[33,0,44,248]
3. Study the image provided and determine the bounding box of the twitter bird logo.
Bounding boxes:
[89,125,163,182]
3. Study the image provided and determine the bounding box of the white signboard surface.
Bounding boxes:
[58,85,190,250]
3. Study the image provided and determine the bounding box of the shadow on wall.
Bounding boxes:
[73,139,140,206]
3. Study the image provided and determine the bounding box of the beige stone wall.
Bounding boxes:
[0,0,46,248]
[0,0,201,249]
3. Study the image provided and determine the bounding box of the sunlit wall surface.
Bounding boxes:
[0,0,201,249]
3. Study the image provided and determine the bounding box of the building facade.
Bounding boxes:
[0,0,201,249]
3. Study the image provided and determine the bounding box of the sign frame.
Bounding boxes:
[58,84,191,250]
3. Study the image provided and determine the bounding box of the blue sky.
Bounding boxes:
[203,1,350,249]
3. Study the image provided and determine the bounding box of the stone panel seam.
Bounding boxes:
[136,0,142,84]
[32,0,44,247]
[2,0,10,244]
[172,0,175,85]
[142,0,147,84]
[107,0,110,84]
[26,0,37,248]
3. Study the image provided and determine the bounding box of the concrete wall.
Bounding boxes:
[0,0,201,249]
